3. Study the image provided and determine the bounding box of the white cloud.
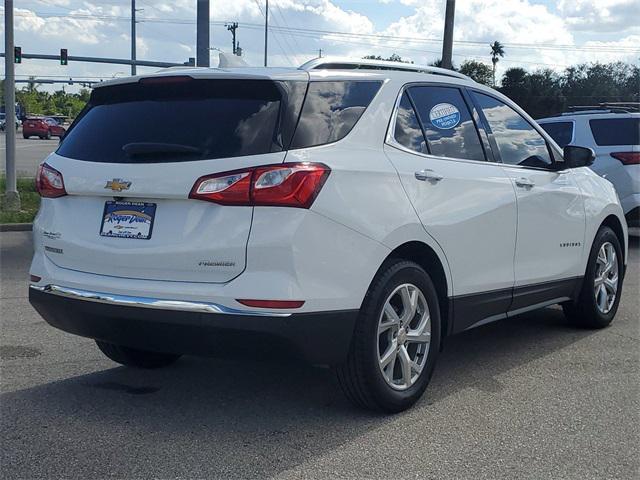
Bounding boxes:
[557,0,640,33]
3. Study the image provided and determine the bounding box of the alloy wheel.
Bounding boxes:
[376,283,431,390]
[594,241,618,314]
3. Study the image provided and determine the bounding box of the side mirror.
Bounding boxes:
[563,145,595,169]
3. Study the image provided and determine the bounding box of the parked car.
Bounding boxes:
[29,58,628,412]
[0,112,20,132]
[538,106,639,227]
[22,116,66,139]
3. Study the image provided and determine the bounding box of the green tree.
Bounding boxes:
[363,54,413,64]
[459,60,493,86]
[490,41,505,87]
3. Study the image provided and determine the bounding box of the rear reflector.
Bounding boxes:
[30,275,41,283]
[237,299,305,309]
[190,162,330,208]
[611,152,640,165]
[36,163,67,198]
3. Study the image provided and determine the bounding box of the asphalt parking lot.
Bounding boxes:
[0,231,638,479]
[0,130,59,176]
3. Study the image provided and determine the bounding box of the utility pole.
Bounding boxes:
[3,0,20,210]
[226,22,238,55]
[264,0,269,67]
[441,0,455,70]
[131,0,137,75]
[196,0,210,67]
[318,48,323,58]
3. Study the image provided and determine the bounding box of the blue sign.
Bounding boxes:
[429,103,461,130]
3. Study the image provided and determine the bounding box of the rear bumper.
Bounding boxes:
[29,285,358,366]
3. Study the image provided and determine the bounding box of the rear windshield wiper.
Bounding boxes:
[122,142,203,158]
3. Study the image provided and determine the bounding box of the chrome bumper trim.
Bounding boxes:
[29,284,292,317]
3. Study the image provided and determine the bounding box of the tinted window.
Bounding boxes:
[407,86,485,161]
[58,79,305,163]
[393,92,427,154]
[290,81,381,149]
[473,92,552,168]
[589,118,640,146]
[540,121,573,148]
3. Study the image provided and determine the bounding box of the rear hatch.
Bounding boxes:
[44,73,308,283]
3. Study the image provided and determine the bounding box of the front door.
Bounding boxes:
[470,91,585,311]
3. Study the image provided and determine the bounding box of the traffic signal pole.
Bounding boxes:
[3,0,20,211]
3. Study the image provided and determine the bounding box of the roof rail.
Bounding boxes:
[299,56,472,81]
[567,103,639,114]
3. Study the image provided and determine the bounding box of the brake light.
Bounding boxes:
[189,163,330,208]
[237,299,305,309]
[36,163,67,198]
[611,152,640,165]
[140,76,193,85]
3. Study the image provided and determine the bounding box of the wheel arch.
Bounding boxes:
[383,241,452,340]
[600,214,626,262]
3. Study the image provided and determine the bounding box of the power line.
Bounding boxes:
[251,0,293,65]
[17,10,640,54]
[271,0,303,64]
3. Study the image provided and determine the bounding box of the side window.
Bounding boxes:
[472,92,552,168]
[589,118,640,146]
[393,92,427,154]
[407,86,485,161]
[290,81,382,149]
[540,121,574,148]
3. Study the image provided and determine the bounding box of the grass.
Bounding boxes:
[0,176,40,224]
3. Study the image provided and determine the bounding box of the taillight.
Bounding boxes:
[36,163,67,198]
[189,162,330,208]
[611,152,640,165]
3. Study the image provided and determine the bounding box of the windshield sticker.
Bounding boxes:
[429,103,461,130]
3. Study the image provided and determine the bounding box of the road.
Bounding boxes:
[1,130,59,176]
[1,231,638,479]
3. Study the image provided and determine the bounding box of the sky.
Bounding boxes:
[1,0,639,93]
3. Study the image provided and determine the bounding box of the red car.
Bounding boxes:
[22,117,66,139]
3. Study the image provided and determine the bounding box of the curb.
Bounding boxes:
[0,223,33,232]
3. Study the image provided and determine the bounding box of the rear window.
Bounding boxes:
[290,81,382,149]
[58,79,306,163]
[589,118,640,146]
[540,121,573,148]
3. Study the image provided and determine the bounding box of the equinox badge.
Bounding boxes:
[105,179,132,192]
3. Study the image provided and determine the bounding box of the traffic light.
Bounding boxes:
[60,49,68,66]
[14,46,22,63]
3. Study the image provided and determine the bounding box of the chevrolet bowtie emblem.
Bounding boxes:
[104,179,132,192]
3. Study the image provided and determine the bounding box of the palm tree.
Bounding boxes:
[490,41,505,87]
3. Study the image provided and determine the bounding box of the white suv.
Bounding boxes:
[538,108,639,227]
[29,58,628,412]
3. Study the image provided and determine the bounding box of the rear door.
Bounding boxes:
[42,75,307,283]
[470,90,585,302]
[384,84,517,329]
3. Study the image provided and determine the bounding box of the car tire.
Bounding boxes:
[96,340,181,369]
[44,130,51,140]
[563,226,624,329]
[336,259,441,413]
[23,134,29,139]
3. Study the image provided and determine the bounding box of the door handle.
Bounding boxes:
[415,169,444,182]
[515,177,535,188]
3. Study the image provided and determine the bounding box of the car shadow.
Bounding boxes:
[0,306,598,479]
